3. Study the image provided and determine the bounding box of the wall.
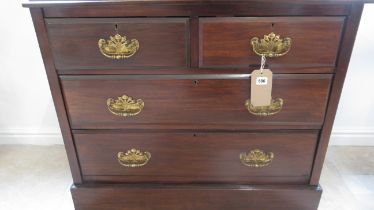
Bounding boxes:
[0,1,373,145]
[0,1,62,144]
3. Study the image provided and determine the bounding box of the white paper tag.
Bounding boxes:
[256,77,268,85]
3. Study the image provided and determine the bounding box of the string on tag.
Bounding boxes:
[260,55,266,74]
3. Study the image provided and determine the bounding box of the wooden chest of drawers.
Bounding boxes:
[24,0,372,209]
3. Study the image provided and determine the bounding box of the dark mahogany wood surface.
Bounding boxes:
[57,67,336,75]
[200,17,344,70]
[74,131,318,184]
[46,18,189,70]
[23,0,374,8]
[82,174,310,184]
[61,74,332,130]
[71,184,322,210]
[41,3,350,17]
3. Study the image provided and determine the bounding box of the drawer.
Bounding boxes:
[45,18,189,70]
[72,184,322,210]
[75,131,318,184]
[200,17,344,71]
[61,74,331,130]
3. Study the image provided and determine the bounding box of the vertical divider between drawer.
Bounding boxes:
[190,17,199,68]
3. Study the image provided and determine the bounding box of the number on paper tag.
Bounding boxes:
[256,77,268,85]
[250,69,273,107]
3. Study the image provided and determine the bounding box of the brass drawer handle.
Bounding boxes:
[107,94,144,117]
[240,149,274,168]
[118,148,151,168]
[251,32,292,57]
[245,98,283,116]
[98,33,139,59]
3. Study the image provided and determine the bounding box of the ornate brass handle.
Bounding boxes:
[118,148,151,168]
[251,32,291,57]
[107,94,144,117]
[245,98,283,116]
[98,33,139,59]
[240,149,274,168]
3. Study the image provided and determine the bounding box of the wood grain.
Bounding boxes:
[45,18,189,70]
[71,184,322,210]
[200,17,344,70]
[60,74,332,130]
[56,66,335,75]
[23,0,374,9]
[74,131,318,184]
[33,2,350,18]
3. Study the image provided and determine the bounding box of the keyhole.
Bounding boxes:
[193,133,197,137]
[193,80,199,86]
[115,24,118,32]
[271,23,275,28]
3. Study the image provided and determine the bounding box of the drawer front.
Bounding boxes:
[75,131,318,184]
[72,184,322,210]
[61,74,331,130]
[46,18,189,70]
[200,17,344,70]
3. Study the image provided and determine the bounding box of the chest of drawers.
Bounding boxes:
[24,0,372,209]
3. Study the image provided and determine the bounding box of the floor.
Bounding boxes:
[0,146,373,210]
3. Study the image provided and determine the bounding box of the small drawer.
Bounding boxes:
[199,17,344,71]
[72,184,322,210]
[45,18,189,70]
[75,131,318,184]
[61,74,331,130]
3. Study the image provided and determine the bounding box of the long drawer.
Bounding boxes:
[72,184,322,210]
[61,74,331,130]
[74,131,318,184]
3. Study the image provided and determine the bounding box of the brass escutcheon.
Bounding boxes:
[98,33,139,59]
[240,149,274,168]
[107,94,144,117]
[118,148,151,168]
[245,98,283,116]
[251,32,292,57]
